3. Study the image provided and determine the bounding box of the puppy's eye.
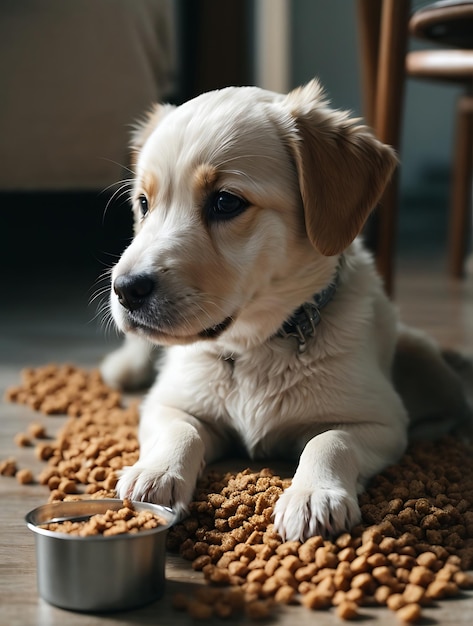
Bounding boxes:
[138,195,149,218]
[208,191,248,221]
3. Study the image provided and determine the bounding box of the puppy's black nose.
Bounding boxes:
[113,274,155,311]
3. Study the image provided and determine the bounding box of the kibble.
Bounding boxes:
[0,457,17,477]
[28,422,47,439]
[14,433,32,447]
[336,599,359,620]
[16,468,34,484]
[39,499,165,536]
[396,602,422,623]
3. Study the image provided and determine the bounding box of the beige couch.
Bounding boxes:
[0,0,175,191]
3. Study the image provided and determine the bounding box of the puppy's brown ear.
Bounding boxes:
[283,80,397,256]
[130,103,176,164]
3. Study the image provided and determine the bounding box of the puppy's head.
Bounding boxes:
[110,80,396,347]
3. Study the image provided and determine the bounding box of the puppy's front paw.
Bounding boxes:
[273,485,360,541]
[116,464,194,518]
[100,342,155,390]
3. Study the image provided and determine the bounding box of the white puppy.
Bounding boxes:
[102,80,470,541]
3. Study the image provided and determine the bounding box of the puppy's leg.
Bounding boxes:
[100,334,156,390]
[273,423,406,541]
[116,400,225,518]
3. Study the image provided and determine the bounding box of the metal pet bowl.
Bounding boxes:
[25,499,176,612]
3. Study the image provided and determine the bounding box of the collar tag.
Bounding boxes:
[278,302,322,353]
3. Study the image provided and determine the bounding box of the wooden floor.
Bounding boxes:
[1,256,473,626]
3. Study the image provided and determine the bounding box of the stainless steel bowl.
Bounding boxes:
[25,499,176,612]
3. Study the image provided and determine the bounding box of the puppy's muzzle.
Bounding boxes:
[114,273,155,311]
[113,272,234,341]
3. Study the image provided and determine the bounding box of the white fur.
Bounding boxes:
[101,81,456,541]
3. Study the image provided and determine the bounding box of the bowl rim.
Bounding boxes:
[25,498,177,541]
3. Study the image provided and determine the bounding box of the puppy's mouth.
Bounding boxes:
[128,315,234,344]
[198,316,233,339]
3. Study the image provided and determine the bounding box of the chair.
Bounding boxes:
[357,0,473,293]
[407,1,473,278]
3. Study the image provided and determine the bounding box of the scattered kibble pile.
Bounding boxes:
[3,364,139,500]
[168,460,473,621]
[3,363,473,622]
[40,498,166,537]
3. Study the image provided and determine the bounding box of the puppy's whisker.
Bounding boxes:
[104,184,134,205]
[193,298,234,324]
[89,286,110,307]
[99,158,136,178]
[87,269,115,332]
[96,252,127,266]
[88,298,108,327]
[104,182,133,207]
[100,178,135,197]
[89,269,113,295]
[102,182,134,223]
[89,303,109,327]
[96,305,118,338]
[93,266,113,281]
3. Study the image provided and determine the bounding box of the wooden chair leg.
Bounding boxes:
[356,0,382,128]
[356,0,410,295]
[372,0,410,296]
[448,95,473,278]
[356,0,383,256]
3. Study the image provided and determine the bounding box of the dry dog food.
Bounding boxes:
[16,468,34,484]
[40,499,166,537]
[166,453,473,621]
[0,457,18,477]
[4,364,139,499]
[4,364,473,622]
[14,432,32,447]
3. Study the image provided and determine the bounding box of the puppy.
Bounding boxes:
[101,80,470,541]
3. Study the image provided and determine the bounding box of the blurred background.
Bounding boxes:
[0,0,468,347]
